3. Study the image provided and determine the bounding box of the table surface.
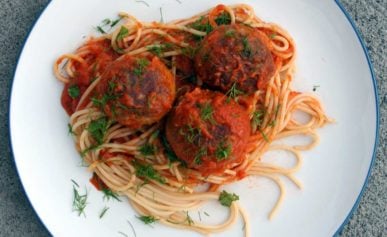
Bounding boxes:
[0,0,385,236]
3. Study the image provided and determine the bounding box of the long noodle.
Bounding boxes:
[54,4,330,236]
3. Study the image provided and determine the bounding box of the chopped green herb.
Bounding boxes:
[181,46,197,59]
[91,93,117,107]
[80,144,99,157]
[252,110,265,128]
[204,211,210,216]
[134,162,166,184]
[179,125,201,144]
[96,26,107,34]
[116,26,129,41]
[136,215,158,225]
[194,147,207,165]
[87,117,110,145]
[139,143,156,156]
[72,184,88,216]
[101,18,111,25]
[110,17,122,27]
[71,179,79,188]
[226,82,244,101]
[133,58,149,76]
[200,102,216,124]
[269,33,277,39]
[68,85,80,99]
[147,44,172,57]
[268,120,276,127]
[214,12,231,25]
[242,36,252,58]
[259,129,269,142]
[102,188,121,202]
[185,211,194,225]
[219,190,239,207]
[68,123,75,135]
[215,142,231,161]
[198,211,202,221]
[99,206,109,219]
[190,16,213,40]
[225,29,235,38]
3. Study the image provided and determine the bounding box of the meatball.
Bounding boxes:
[194,24,275,94]
[95,55,175,128]
[166,88,251,176]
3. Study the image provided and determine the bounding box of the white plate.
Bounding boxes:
[10,0,378,236]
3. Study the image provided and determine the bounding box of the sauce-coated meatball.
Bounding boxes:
[95,55,175,128]
[166,88,251,176]
[194,24,275,94]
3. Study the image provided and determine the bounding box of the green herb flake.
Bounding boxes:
[226,82,244,101]
[68,123,75,135]
[134,162,166,184]
[225,29,235,38]
[102,188,121,202]
[136,215,158,225]
[215,142,231,161]
[269,33,277,39]
[110,17,122,27]
[139,143,156,156]
[87,117,110,145]
[190,16,213,40]
[133,58,149,76]
[259,129,269,142]
[147,43,173,57]
[219,190,239,207]
[181,46,197,59]
[252,110,264,128]
[185,211,194,225]
[194,147,207,165]
[99,206,109,219]
[116,26,129,41]
[214,12,231,25]
[72,183,88,216]
[68,85,80,99]
[96,26,107,34]
[242,36,252,58]
[179,125,201,144]
[200,102,216,124]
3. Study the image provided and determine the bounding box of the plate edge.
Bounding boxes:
[333,0,380,236]
[7,1,381,237]
[8,1,53,236]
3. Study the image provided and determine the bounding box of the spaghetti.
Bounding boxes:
[54,4,331,236]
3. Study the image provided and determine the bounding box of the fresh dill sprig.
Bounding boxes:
[139,143,156,156]
[215,142,232,161]
[72,182,88,216]
[136,215,158,225]
[102,188,121,202]
[226,82,244,101]
[219,190,239,207]
[99,206,109,219]
[200,102,216,124]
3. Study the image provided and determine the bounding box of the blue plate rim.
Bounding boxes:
[8,1,380,236]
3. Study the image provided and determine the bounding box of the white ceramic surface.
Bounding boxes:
[10,0,377,236]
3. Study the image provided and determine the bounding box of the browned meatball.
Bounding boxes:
[166,88,251,176]
[194,24,275,94]
[94,55,175,128]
